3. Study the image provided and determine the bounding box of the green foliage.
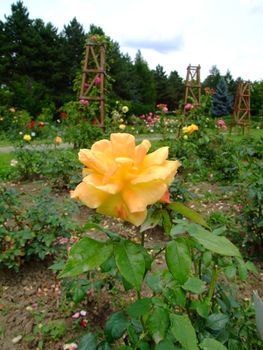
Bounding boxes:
[0,186,80,270]
[60,100,103,148]
[211,78,233,117]
[59,202,262,349]
[237,160,263,257]
[13,146,82,189]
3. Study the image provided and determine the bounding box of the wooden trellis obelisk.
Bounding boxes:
[231,81,251,130]
[184,64,201,106]
[80,41,106,127]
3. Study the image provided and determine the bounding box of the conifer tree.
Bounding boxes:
[212,78,233,116]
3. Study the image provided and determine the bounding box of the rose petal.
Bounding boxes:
[122,182,167,212]
[70,182,109,208]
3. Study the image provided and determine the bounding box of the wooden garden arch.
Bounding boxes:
[80,41,106,127]
[184,64,201,106]
[231,81,251,131]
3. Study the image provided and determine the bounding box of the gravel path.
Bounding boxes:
[0,143,73,153]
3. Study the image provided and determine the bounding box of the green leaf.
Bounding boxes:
[114,240,145,291]
[246,260,259,274]
[188,224,241,257]
[166,238,192,284]
[97,341,112,350]
[224,265,236,280]
[206,313,229,331]
[59,237,113,278]
[161,209,172,235]
[127,298,152,318]
[140,210,162,232]
[199,338,228,350]
[182,277,206,294]
[83,222,121,242]
[236,258,248,280]
[253,290,263,341]
[213,226,227,236]
[105,311,129,342]
[170,314,198,350]
[137,340,151,350]
[146,306,169,344]
[155,339,175,349]
[191,300,209,318]
[168,202,210,229]
[78,333,97,350]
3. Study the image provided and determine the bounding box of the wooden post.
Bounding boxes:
[231,81,251,132]
[80,41,106,127]
[184,64,201,106]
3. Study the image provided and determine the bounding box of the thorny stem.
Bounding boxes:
[141,231,145,247]
[207,265,219,306]
[153,247,166,259]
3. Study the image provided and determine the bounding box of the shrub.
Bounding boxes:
[0,186,80,270]
[237,160,263,257]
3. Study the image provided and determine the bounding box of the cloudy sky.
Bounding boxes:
[1,0,262,81]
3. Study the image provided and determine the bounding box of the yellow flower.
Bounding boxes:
[119,124,126,130]
[70,133,180,226]
[9,107,16,112]
[23,134,31,142]
[122,106,129,113]
[182,124,199,135]
[54,136,62,144]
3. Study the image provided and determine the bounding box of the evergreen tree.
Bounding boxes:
[1,1,34,82]
[251,80,263,116]
[203,65,221,91]
[166,70,184,110]
[153,64,168,104]
[61,18,86,92]
[212,78,233,116]
[133,50,156,105]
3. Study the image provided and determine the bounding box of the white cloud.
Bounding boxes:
[1,0,262,80]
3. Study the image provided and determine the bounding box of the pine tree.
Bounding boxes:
[153,64,168,104]
[166,70,184,110]
[133,50,156,105]
[61,18,86,91]
[203,65,221,91]
[212,78,233,116]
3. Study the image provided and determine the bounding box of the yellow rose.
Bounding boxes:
[70,133,180,226]
[182,124,199,135]
[119,124,126,130]
[122,106,129,113]
[23,134,31,142]
[55,136,62,144]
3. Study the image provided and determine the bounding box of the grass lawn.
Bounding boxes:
[0,152,16,179]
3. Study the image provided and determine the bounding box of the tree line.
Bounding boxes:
[1,1,262,117]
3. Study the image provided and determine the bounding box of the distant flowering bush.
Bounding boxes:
[156,103,168,112]
[94,76,101,85]
[216,119,227,130]
[70,133,180,226]
[79,99,89,106]
[184,103,194,111]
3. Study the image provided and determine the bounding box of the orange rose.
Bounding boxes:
[70,133,180,226]
[54,136,62,145]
